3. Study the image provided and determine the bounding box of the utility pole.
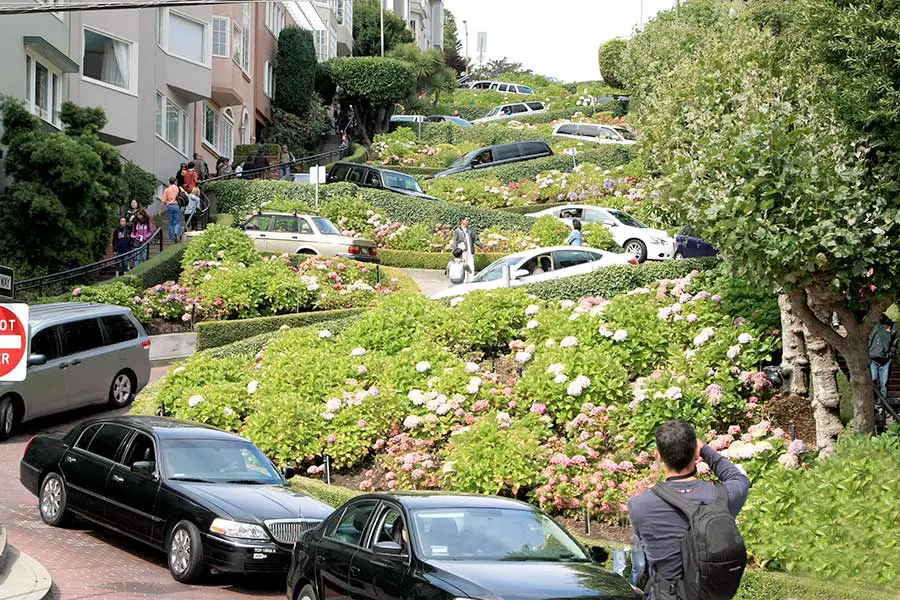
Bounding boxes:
[463,19,469,64]
[639,0,643,27]
[380,0,385,56]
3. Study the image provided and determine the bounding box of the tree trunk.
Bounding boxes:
[846,348,876,435]
[802,302,841,455]
[779,294,809,396]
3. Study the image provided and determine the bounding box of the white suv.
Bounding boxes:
[473,101,548,124]
[552,122,637,145]
[468,81,536,95]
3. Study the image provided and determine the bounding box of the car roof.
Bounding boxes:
[537,204,616,212]
[28,303,132,328]
[78,415,248,441]
[360,492,535,511]
[495,246,609,260]
[255,211,318,218]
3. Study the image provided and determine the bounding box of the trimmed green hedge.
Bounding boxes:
[734,569,889,600]
[340,143,367,165]
[196,307,366,350]
[234,143,282,166]
[525,258,719,300]
[374,165,443,177]
[215,213,235,227]
[377,249,505,270]
[502,202,561,215]
[289,476,361,507]
[205,180,358,220]
[203,330,281,359]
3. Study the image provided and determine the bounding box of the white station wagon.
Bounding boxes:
[473,101,548,124]
[239,212,379,262]
[552,122,637,145]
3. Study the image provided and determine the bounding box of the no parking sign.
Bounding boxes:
[0,304,28,381]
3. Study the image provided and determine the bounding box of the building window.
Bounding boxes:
[265,2,284,37]
[264,59,275,98]
[222,108,235,161]
[233,3,251,72]
[241,109,250,144]
[203,104,219,150]
[25,52,62,126]
[167,11,208,64]
[154,91,163,136]
[212,17,230,57]
[82,28,133,92]
[156,92,188,155]
[313,29,327,62]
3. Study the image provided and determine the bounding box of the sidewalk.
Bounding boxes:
[0,526,52,600]
[401,268,451,297]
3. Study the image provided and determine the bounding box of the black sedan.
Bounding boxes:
[20,415,333,583]
[286,493,639,600]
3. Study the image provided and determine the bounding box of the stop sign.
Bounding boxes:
[0,304,28,381]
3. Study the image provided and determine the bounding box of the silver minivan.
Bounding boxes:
[0,303,151,441]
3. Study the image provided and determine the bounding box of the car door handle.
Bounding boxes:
[291,236,299,240]
[70,359,81,366]
[65,456,76,463]
[316,554,326,563]
[58,362,69,369]
[259,234,267,238]
[111,474,124,483]
[349,566,360,576]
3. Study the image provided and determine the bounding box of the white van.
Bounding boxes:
[472,101,548,124]
[468,81,536,95]
[552,122,637,145]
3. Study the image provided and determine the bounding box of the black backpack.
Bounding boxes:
[649,483,747,600]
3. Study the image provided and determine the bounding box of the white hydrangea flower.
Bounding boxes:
[495,412,513,428]
[545,339,557,347]
[188,395,204,407]
[351,347,367,357]
[664,386,683,400]
[693,328,716,347]
[526,319,540,329]
[546,363,566,375]
[408,389,425,405]
[515,351,532,363]
[318,330,333,339]
[246,380,259,394]
[467,377,482,394]
[575,375,591,389]
[403,415,424,429]
[416,361,432,373]
[465,362,480,373]
[727,345,742,359]
[223,407,235,417]
[525,304,541,316]
[173,366,186,375]
[567,381,584,397]
[450,296,464,307]
[555,373,569,385]
[738,333,754,345]
[684,349,697,360]
[560,336,579,348]
[326,398,342,413]
[357,364,368,375]
[599,325,614,338]
[613,329,629,343]
[560,300,576,309]
[442,461,455,473]
[322,412,335,421]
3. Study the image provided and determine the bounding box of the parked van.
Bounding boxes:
[468,81,536,95]
[472,101,548,124]
[552,122,637,145]
[0,303,151,440]
[327,162,440,201]
[433,141,553,178]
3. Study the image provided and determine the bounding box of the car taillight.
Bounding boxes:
[348,245,361,255]
[23,436,35,457]
[369,248,377,256]
[628,258,639,265]
[141,340,151,349]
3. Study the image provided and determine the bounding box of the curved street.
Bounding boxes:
[0,366,281,600]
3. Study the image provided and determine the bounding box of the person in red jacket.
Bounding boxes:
[184,162,199,192]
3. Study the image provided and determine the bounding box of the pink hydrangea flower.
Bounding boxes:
[530,403,547,415]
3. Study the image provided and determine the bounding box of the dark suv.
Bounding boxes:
[327,163,440,201]
[434,141,553,178]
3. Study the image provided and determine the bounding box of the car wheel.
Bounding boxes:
[109,371,135,408]
[674,251,684,260]
[624,239,648,263]
[39,473,70,527]
[168,520,206,583]
[0,396,16,441]
[296,583,319,600]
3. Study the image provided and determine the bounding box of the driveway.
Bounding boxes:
[0,366,282,599]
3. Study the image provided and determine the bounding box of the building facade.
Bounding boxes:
[384,0,443,51]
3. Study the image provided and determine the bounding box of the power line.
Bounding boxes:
[0,0,280,15]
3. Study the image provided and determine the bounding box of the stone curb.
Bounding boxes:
[149,332,198,361]
[0,543,52,600]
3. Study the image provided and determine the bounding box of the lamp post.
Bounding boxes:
[463,19,469,63]
[380,0,385,56]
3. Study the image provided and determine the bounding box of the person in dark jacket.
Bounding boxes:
[112,216,134,275]
[870,314,899,400]
[175,163,187,187]
[124,199,140,228]
[193,152,210,181]
[241,157,256,179]
[253,148,270,178]
[452,217,483,283]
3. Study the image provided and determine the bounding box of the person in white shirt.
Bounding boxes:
[452,217,482,283]
[446,249,471,285]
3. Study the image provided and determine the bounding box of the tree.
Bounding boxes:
[388,43,456,106]
[262,103,332,155]
[352,0,414,57]
[122,161,158,208]
[634,10,900,436]
[597,38,628,89]
[0,99,122,271]
[274,27,317,116]
[442,9,467,75]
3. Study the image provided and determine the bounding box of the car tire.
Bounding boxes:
[674,251,684,260]
[624,239,648,263]
[39,472,71,527]
[0,396,16,441]
[168,520,206,584]
[108,370,135,408]
[296,583,319,600]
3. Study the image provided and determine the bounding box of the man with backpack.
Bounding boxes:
[628,420,750,600]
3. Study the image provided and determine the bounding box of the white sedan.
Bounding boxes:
[430,246,635,300]
[528,205,676,263]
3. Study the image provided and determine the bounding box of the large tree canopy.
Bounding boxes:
[352,0,414,57]
[597,38,627,90]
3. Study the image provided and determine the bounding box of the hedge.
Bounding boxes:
[340,143,367,165]
[502,202,563,215]
[373,165,443,177]
[733,569,889,600]
[289,476,361,507]
[377,249,506,271]
[419,121,550,147]
[129,242,187,289]
[196,307,367,350]
[524,258,720,300]
[205,180,358,220]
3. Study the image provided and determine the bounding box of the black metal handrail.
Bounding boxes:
[202,146,352,185]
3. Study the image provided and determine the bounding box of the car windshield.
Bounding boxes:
[450,149,481,169]
[313,217,341,235]
[383,172,423,193]
[609,210,646,228]
[163,439,282,484]
[612,127,637,141]
[486,106,502,117]
[449,117,471,126]
[472,256,522,282]
[410,508,589,562]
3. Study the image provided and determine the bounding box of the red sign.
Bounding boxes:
[0,305,27,380]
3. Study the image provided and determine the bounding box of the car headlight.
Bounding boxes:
[209,518,270,540]
[649,237,668,245]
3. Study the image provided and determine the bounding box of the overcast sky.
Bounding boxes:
[443,0,678,82]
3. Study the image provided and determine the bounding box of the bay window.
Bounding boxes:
[203,104,219,150]
[233,3,251,72]
[25,53,62,127]
[155,91,188,155]
[82,28,134,92]
[212,17,229,57]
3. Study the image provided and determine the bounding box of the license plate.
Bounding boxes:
[253,553,267,560]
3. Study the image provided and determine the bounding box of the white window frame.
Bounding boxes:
[81,26,138,95]
[241,108,251,144]
[265,2,284,38]
[203,102,220,152]
[155,90,189,157]
[212,16,231,58]
[25,51,63,127]
[35,0,66,21]
[154,91,164,136]
[264,59,275,98]
[157,8,211,67]
[232,3,251,73]
[222,108,235,162]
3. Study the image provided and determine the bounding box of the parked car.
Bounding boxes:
[388,115,425,132]
[433,141,553,178]
[0,303,150,441]
[472,101,548,124]
[676,225,719,259]
[20,416,334,583]
[528,205,676,263]
[430,246,635,300]
[327,163,440,201]
[238,211,379,262]
[286,492,640,600]
[425,115,473,127]
[467,80,536,95]
[552,122,637,145]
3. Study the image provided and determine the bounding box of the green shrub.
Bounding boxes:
[376,249,505,270]
[340,143,367,165]
[319,196,375,237]
[70,280,141,316]
[525,258,719,300]
[129,242,187,288]
[203,331,280,359]
[122,161,158,208]
[289,477,361,507]
[273,27,316,116]
[215,214,235,227]
[741,435,900,587]
[384,223,443,252]
[196,307,366,350]
[530,215,570,246]
[181,223,261,269]
[692,266,780,332]
[735,569,892,600]
[598,39,628,90]
[205,179,357,220]
[583,223,620,251]
[196,259,315,319]
[573,145,636,170]
[233,143,282,167]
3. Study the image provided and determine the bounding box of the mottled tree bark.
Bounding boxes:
[802,302,842,455]
[779,294,809,396]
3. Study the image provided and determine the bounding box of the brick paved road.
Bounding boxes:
[1,366,283,599]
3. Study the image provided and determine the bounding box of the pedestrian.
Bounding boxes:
[184,161,199,191]
[131,209,154,266]
[869,314,899,400]
[193,152,210,181]
[112,216,133,275]
[124,199,140,228]
[175,162,187,188]
[280,144,294,179]
[241,156,256,179]
[183,187,202,232]
[628,420,750,600]
[234,162,244,178]
[162,177,182,243]
[452,217,482,283]
[253,147,270,178]
[566,219,584,246]
[446,248,471,285]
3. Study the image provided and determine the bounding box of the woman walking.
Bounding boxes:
[131,210,154,266]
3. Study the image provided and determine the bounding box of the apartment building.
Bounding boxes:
[312,0,354,57]
[384,0,444,51]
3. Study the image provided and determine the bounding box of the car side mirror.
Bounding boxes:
[589,546,609,564]
[132,461,156,477]
[680,225,690,236]
[513,269,530,279]
[282,466,296,480]
[27,354,47,366]
[603,220,617,227]
[373,541,404,556]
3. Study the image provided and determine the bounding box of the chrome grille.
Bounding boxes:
[265,519,322,544]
